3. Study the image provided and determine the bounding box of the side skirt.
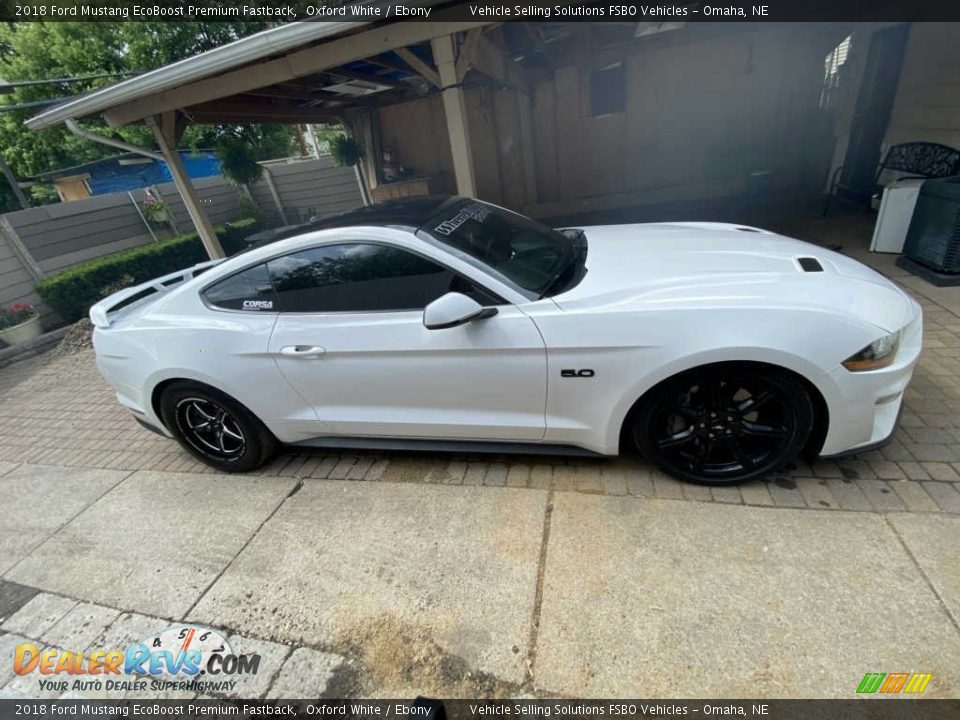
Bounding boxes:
[289,436,606,458]
[134,415,171,438]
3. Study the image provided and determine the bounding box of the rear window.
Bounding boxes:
[203,264,278,311]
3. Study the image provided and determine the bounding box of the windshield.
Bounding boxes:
[419,200,578,296]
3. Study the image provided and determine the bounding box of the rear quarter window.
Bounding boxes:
[203,264,278,311]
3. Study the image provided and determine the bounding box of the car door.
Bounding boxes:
[266,241,547,441]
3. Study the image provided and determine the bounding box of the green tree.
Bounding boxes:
[0,21,297,212]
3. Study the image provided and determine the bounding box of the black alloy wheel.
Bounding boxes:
[159,381,277,473]
[176,397,246,462]
[634,365,813,485]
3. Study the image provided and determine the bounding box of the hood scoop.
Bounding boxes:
[797,257,824,272]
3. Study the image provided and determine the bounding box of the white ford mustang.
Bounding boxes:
[90,196,922,485]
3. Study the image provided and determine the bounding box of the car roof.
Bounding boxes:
[309,194,464,231]
[242,195,465,251]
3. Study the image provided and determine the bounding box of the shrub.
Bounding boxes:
[35,219,262,323]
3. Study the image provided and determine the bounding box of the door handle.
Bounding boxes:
[279,345,326,358]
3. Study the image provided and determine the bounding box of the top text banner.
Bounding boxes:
[3,0,960,22]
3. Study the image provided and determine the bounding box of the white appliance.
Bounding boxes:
[870,178,926,253]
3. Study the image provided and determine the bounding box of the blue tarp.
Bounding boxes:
[78,152,222,195]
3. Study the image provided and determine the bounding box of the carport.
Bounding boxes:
[25,15,498,259]
[27,15,859,262]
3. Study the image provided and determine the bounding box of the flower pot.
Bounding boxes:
[0,314,42,346]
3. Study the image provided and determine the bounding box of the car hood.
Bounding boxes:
[551,222,918,332]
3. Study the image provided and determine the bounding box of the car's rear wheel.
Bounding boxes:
[159,382,277,473]
[633,365,813,485]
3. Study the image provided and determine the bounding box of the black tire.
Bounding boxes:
[632,364,813,485]
[159,381,278,473]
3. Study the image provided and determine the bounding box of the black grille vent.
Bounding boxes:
[797,257,824,272]
[903,179,960,273]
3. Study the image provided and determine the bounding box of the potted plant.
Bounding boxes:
[329,133,370,205]
[329,133,364,167]
[142,190,171,226]
[0,302,42,346]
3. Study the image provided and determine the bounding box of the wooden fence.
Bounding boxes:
[0,155,362,330]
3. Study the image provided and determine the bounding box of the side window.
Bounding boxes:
[203,264,277,312]
[590,62,626,116]
[267,243,463,313]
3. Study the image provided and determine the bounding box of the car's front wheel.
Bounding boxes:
[159,381,277,473]
[633,365,813,485]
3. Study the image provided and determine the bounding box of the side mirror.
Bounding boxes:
[423,292,498,330]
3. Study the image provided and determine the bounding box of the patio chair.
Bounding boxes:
[822,141,960,216]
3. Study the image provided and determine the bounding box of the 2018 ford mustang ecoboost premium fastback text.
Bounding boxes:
[90,196,921,485]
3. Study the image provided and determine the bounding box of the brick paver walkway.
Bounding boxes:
[1,291,958,515]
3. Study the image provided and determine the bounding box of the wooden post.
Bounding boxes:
[295,124,309,157]
[305,124,322,157]
[431,33,477,197]
[128,191,159,242]
[516,89,539,206]
[261,165,290,225]
[0,154,29,210]
[150,184,180,235]
[147,114,224,259]
[0,216,43,281]
[353,165,371,206]
[395,47,440,88]
[344,110,379,198]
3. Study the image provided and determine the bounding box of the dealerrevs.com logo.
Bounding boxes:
[14,625,261,694]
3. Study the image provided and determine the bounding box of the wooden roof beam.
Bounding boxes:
[325,67,402,89]
[186,107,339,124]
[394,47,441,88]
[463,30,530,90]
[104,20,491,127]
[364,53,422,77]
[241,85,322,101]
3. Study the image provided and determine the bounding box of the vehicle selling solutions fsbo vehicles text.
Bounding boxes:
[467,5,767,18]
[468,5,686,18]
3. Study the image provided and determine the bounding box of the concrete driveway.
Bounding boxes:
[0,264,959,698]
[0,462,957,699]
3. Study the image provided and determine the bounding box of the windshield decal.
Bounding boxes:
[433,204,490,236]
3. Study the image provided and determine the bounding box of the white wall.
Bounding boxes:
[886,23,960,149]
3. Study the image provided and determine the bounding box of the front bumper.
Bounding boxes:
[819,404,903,459]
[817,311,922,457]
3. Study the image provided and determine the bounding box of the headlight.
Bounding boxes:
[842,331,900,371]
